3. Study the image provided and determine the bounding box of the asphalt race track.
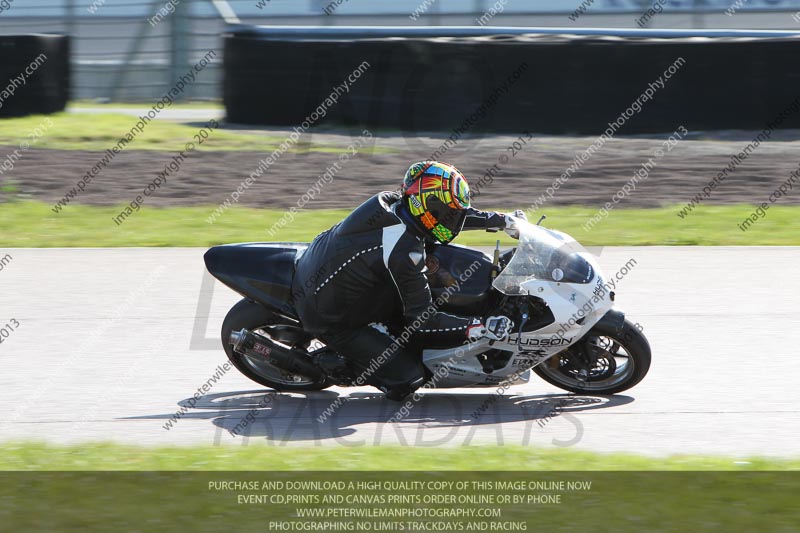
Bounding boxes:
[1,246,797,457]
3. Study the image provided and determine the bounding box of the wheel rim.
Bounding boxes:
[233,325,319,387]
[537,333,637,392]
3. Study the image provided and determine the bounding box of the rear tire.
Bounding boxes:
[221,299,331,391]
[533,319,651,395]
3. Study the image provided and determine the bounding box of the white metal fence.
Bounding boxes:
[1,0,799,101]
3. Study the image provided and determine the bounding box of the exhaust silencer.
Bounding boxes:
[230,328,324,380]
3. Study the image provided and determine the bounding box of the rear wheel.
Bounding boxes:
[533,319,651,394]
[221,299,331,391]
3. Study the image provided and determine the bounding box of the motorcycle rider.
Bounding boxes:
[292,161,524,400]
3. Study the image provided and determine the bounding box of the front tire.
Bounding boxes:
[533,319,651,394]
[221,299,331,391]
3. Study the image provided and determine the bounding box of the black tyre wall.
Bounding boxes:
[223,28,800,134]
[0,34,70,118]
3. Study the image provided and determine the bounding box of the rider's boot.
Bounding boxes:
[382,376,425,402]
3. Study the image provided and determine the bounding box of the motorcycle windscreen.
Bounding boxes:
[493,221,594,295]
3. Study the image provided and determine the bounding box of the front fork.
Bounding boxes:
[550,340,593,383]
[549,309,626,381]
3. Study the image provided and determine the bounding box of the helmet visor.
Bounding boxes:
[424,196,468,244]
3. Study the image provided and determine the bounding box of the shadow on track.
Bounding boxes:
[130,389,634,446]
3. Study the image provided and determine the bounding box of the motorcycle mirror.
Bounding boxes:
[536,214,547,226]
[491,240,500,278]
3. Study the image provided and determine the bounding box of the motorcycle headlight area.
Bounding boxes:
[548,252,594,284]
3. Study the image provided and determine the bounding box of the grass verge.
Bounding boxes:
[1,442,797,471]
[2,443,797,530]
[0,112,368,153]
[0,201,798,247]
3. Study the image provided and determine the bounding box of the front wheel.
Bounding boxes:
[533,319,651,395]
[221,299,332,391]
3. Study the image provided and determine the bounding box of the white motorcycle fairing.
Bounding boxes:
[421,220,614,388]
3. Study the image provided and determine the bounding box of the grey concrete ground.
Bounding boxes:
[0,246,797,457]
[66,106,226,121]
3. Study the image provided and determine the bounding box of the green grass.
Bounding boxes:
[0,442,797,471]
[0,201,798,247]
[2,444,797,530]
[0,112,363,153]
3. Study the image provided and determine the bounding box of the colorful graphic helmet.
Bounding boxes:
[400,161,471,244]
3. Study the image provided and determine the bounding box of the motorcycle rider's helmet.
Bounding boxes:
[399,161,471,244]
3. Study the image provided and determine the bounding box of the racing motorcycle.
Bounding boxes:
[204,216,651,395]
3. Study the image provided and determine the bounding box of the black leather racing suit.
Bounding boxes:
[291,191,506,394]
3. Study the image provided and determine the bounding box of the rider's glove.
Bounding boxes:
[504,210,527,239]
[466,316,514,342]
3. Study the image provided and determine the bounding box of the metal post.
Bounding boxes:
[693,0,706,29]
[64,0,77,39]
[473,0,487,25]
[109,0,163,101]
[311,0,333,25]
[170,0,191,99]
[431,0,442,26]
[64,0,76,101]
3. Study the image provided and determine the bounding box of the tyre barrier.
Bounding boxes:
[0,34,70,118]
[223,26,800,134]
